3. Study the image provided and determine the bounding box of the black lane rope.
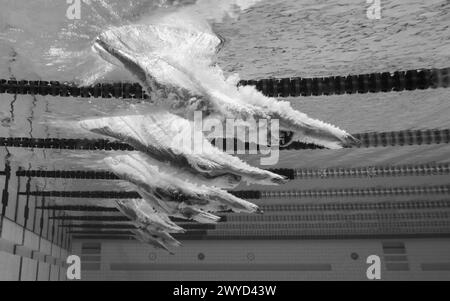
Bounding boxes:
[36,200,450,214]
[61,224,136,229]
[66,230,135,235]
[36,205,118,212]
[240,67,450,97]
[1,128,450,152]
[59,223,214,230]
[1,67,449,99]
[15,162,450,182]
[19,184,450,200]
[48,215,227,223]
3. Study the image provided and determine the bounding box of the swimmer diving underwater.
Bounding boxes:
[67,3,358,253]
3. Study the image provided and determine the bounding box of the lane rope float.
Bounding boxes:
[16,162,450,182]
[19,184,450,200]
[1,67,449,99]
[1,128,450,151]
[35,199,450,214]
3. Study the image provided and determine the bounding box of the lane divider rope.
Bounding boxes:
[1,67,449,99]
[2,128,449,151]
[34,199,450,214]
[19,184,450,200]
[16,162,450,181]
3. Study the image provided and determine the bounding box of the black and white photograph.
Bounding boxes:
[0,0,449,286]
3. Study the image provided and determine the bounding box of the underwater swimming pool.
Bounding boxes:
[0,0,450,281]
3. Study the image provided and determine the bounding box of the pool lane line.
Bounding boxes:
[1,67,449,99]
